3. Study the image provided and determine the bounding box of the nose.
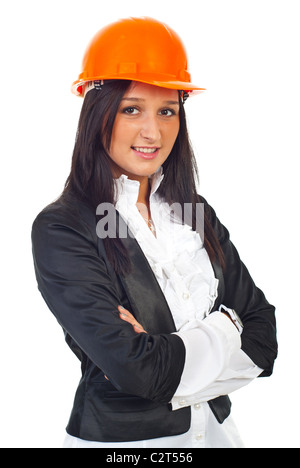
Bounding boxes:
[140,114,161,143]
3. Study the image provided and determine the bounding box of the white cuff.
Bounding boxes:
[172,312,241,408]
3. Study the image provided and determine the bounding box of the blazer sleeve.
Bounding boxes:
[31,205,185,403]
[204,200,278,377]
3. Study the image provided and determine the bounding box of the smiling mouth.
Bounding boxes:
[131,146,160,160]
[131,146,159,154]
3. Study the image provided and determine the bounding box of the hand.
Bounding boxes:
[117,305,147,334]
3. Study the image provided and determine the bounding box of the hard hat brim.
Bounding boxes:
[71,77,205,97]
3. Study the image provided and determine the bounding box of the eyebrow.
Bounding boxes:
[121,97,180,106]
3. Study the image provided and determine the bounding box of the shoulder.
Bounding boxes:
[32,192,98,246]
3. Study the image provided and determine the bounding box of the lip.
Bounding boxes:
[131,146,160,160]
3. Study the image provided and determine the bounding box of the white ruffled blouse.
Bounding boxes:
[64,168,262,449]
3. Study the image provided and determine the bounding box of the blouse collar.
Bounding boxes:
[114,167,164,205]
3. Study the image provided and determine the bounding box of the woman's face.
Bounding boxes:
[109,81,180,180]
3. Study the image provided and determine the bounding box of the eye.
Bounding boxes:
[122,106,139,115]
[159,108,177,117]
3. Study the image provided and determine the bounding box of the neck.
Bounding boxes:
[136,176,151,206]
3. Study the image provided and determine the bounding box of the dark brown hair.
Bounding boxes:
[63,80,225,273]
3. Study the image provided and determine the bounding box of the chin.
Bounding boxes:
[123,164,161,179]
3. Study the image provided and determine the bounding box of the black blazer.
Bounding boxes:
[31,193,277,443]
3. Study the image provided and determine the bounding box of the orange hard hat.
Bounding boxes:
[71,17,205,97]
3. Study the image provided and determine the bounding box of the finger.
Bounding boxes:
[133,323,147,334]
[118,306,147,333]
[118,305,134,319]
[118,310,133,323]
[118,306,137,325]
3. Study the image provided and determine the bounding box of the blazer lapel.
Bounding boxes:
[117,214,176,335]
[212,260,225,310]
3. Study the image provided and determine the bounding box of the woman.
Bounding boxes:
[31,17,277,448]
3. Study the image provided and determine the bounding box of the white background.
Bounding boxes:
[1,0,299,448]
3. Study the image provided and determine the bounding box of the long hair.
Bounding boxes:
[63,80,225,274]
